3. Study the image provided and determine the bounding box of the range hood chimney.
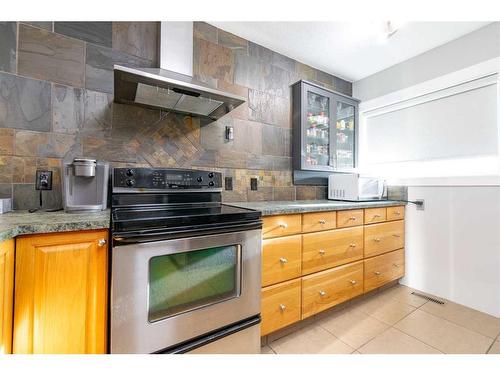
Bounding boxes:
[113,22,245,121]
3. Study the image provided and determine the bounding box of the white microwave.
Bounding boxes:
[328,174,385,201]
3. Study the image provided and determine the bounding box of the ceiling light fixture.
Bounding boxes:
[376,20,405,44]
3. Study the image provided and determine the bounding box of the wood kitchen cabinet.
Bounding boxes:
[13,230,108,354]
[260,205,406,337]
[0,239,14,354]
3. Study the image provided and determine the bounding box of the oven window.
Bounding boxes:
[148,245,241,322]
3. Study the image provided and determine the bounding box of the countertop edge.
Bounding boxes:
[227,200,406,216]
[0,211,110,243]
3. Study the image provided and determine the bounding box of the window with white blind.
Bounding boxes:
[359,73,500,178]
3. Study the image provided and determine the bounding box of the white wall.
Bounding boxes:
[354,22,500,101]
[353,23,500,317]
[402,186,500,317]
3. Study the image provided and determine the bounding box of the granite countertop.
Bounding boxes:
[228,200,405,216]
[0,210,111,242]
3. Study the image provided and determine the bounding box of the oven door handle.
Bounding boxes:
[113,220,262,245]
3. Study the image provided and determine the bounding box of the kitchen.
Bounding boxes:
[1,1,500,369]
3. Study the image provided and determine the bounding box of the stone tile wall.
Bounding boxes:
[0,21,352,209]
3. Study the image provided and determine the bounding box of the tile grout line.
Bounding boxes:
[393,307,495,353]
[354,323,393,353]
[485,330,500,354]
[318,308,392,351]
[314,322,358,353]
[415,300,500,340]
[390,325,445,354]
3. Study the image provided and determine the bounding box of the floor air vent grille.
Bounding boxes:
[411,291,445,305]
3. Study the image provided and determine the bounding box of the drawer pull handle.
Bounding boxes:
[279,257,288,264]
[393,263,400,268]
[374,271,381,275]
[349,216,357,221]
[394,211,401,215]
[98,239,107,247]
[349,243,357,248]
[318,219,326,224]
[279,304,286,312]
[349,280,357,285]
[319,290,327,297]
[392,234,401,238]
[373,238,381,242]
[373,214,381,218]
[319,249,326,256]
[279,223,288,229]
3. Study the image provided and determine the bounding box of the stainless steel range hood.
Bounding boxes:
[114,65,245,121]
[113,22,245,121]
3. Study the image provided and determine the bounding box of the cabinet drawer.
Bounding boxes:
[302,211,336,233]
[262,235,302,287]
[261,279,301,336]
[364,249,405,293]
[336,209,364,228]
[387,206,405,221]
[302,227,363,275]
[263,215,302,239]
[364,208,387,224]
[302,261,363,319]
[364,220,405,258]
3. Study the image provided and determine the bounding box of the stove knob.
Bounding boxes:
[126,168,135,177]
[208,172,214,178]
[125,179,135,187]
[208,181,215,187]
[197,176,203,183]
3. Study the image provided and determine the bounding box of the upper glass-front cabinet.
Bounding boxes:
[292,80,359,172]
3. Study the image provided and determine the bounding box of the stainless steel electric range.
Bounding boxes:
[110,168,262,354]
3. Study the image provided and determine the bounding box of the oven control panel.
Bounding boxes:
[113,168,222,190]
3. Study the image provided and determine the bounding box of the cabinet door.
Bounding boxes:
[13,230,108,354]
[0,239,14,354]
[300,83,336,171]
[333,94,358,170]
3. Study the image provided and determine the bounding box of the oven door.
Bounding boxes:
[110,228,261,354]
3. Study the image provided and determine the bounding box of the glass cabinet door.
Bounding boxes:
[305,90,332,168]
[334,100,356,169]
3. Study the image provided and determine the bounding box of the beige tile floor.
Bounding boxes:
[261,284,500,354]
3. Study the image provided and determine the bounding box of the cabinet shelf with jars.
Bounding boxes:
[292,80,360,177]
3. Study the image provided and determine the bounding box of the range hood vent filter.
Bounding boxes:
[135,84,224,116]
[114,66,245,121]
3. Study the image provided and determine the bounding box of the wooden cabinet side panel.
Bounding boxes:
[0,239,15,354]
[13,230,108,354]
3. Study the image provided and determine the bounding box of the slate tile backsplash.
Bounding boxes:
[18,24,86,87]
[0,22,16,74]
[0,21,352,208]
[54,22,113,48]
[0,72,52,131]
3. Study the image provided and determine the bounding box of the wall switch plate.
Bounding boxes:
[415,199,425,210]
[225,177,233,191]
[250,178,258,191]
[35,170,53,190]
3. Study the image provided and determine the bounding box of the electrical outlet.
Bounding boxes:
[250,178,258,191]
[35,170,53,191]
[415,199,425,210]
[225,177,233,191]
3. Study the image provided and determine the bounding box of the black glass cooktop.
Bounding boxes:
[112,203,261,233]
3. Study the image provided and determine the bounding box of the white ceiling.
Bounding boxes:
[209,22,490,82]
